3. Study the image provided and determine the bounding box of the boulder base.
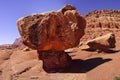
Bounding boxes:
[38,51,72,73]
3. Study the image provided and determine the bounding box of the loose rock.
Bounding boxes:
[84,33,116,51]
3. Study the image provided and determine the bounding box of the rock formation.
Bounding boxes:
[0,38,25,49]
[9,37,26,50]
[0,44,12,49]
[83,33,116,51]
[38,50,71,72]
[85,10,120,29]
[12,38,23,48]
[17,4,86,72]
[1,6,120,80]
[17,5,86,51]
[80,10,120,44]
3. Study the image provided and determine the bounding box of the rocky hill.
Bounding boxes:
[0,44,12,49]
[0,37,26,50]
[80,10,120,44]
[12,38,22,48]
[11,37,26,49]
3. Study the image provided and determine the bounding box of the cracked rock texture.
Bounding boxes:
[17,4,86,51]
[17,4,86,73]
[84,33,116,51]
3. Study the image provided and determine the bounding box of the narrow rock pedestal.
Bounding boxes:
[37,50,72,73]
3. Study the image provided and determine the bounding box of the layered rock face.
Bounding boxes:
[85,10,120,29]
[17,4,86,72]
[80,10,120,44]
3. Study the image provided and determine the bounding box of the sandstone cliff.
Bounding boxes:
[80,10,120,44]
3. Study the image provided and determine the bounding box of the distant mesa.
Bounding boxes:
[0,37,25,49]
[0,44,12,49]
[11,37,23,48]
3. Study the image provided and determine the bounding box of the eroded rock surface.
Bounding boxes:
[85,10,120,29]
[84,33,116,51]
[17,4,86,51]
[38,51,71,72]
[11,38,23,48]
[17,4,86,72]
[80,10,120,44]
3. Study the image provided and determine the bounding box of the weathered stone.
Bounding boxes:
[12,38,23,48]
[17,4,86,73]
[38,51,71,73]
[23,47,31,51]
[85,33,116,51]
[10,50,41,74]
[80,10,120,44]
[0,50,12,64]
[85,10,120,29]
[15,73,87,80]
[17,4,86,51]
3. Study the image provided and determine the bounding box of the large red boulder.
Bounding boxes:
[17,4,86,51]
[17,4,86,72]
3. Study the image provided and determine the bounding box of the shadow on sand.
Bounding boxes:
[104,49,120,53]
[63,57,112,73]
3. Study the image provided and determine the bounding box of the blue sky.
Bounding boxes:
[0,0,120,44]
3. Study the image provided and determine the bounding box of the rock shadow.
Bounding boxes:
[104,49,120,53]
[84,49,120,54]
[63,57,112,73]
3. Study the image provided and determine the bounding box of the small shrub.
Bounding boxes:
[10,75,13,80]
[115,76,120,80]
[0,69,2,75]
